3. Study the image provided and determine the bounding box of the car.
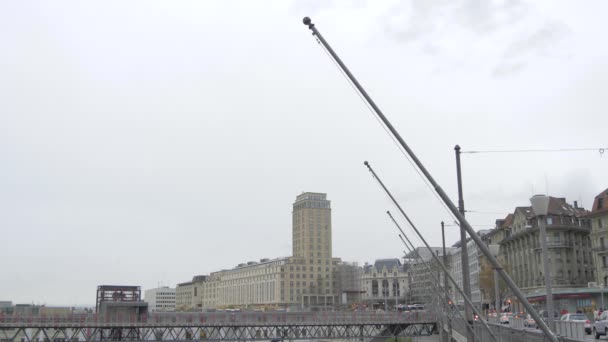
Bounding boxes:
[594,310,608,339]
[499,312,512,324]
[539,310,559,320]
[559,313,591,335]
[523,314,537,328]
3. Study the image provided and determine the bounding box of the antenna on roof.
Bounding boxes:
[531,183,535,197]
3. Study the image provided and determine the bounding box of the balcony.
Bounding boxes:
[525,220,591,230]
[533,241,574,249]
[594,245,608,253]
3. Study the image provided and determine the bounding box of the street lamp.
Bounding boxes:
[601,283,605,312]
[531,194,554,331]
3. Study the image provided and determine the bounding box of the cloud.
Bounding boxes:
[384,0,531,42]
[493,20,570,77]
[492,61,525,77]
[289,0,367,16]
[381,0,570,77]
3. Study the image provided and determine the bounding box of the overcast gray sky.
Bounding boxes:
[1,0,607,306]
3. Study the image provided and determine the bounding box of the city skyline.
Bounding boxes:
[1,1,607,305]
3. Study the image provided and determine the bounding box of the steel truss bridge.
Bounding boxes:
[0,312,437,341]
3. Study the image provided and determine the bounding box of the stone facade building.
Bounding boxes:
[290,192,337,307]
[360,259,409,308]
[176,192,344,311]
[499,197,592,290]
[495,197,593,313]
[590,188,608,286]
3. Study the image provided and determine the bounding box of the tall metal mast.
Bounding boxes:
[302,16,558,342]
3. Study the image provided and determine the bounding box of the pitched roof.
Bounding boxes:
[374,258,401,271]
[503,214,514,228]
[515,197,588,218]
[544,197,588,216]
[408,247,456,261]
[590,188,608,217]
[514,206,534,218]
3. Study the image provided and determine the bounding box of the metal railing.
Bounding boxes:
[0,311,439,341]
[554,320,586,341]
[0,311,436,327]
[444,314,587,342]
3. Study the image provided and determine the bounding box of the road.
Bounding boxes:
[521,327,595,341]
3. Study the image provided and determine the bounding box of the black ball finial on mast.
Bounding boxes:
[303,16,315,32]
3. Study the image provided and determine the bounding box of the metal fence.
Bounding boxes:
[443,315,587,342]
[0,311,436,326]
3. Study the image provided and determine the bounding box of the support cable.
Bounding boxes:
[383,207,495,342]
[390,217,464,340]
[398,234,456,341]
[314,31,460,225]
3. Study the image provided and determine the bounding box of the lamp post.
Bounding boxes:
[442,221,453,342]
[454,145,474,341]
[489,244,501,316]
[601,284,605,311]
[531,194,554,331]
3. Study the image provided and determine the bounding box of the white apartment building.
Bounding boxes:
[408,247,456,304]
[450,239,482,308]
[144,286,176,312]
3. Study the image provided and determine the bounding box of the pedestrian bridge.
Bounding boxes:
[0,312,437,341]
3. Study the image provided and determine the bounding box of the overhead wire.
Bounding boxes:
[307,21,560,341]
[371,166,496,341]
[462,147,607,155]
[465,210,508,215]
[315,38,460,225]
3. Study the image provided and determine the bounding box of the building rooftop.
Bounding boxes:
[590,188,608,217]
[514,197,588,218]
[373,258,401,271]
[405,247,456,261]
[296,192,327,201]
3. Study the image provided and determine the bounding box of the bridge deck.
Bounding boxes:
[0,312,438,341]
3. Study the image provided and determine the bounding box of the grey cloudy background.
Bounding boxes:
[1,0,606,306]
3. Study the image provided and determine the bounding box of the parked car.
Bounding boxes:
[499,312,512,324]
[523,314,537,328]
[539,310,559,320]
[560,313,591,335]
[594,310,608,339]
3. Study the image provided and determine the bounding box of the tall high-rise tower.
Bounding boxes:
[293,192,332,259]
[292,192,334,305]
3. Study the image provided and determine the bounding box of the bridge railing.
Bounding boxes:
[440,313,586,342]
[0,310,437,326]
